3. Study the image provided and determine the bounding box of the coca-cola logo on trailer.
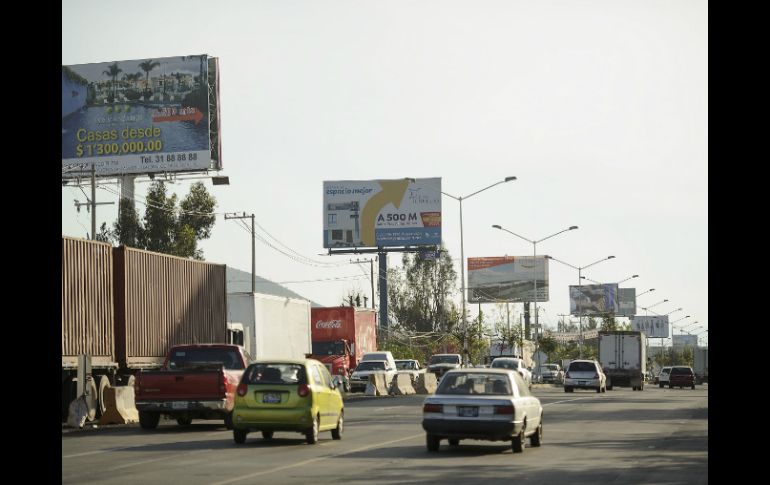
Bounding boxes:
[316,320,342,329]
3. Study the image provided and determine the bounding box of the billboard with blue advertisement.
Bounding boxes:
[62,55,218,178]
[569,283,619,316]
[323,178,441,248]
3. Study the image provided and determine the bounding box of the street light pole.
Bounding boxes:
[546,254,615,358]
[492,224,578,371]
[442,176,517,365]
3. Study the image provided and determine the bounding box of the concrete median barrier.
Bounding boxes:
[390,373,416,395]
[365,372,389,396]
[415,372,438,394]
[98,386,139,425]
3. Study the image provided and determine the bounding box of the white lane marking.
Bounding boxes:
[109,449,209,470]
[543,397,593,406]
[210,432,425,485]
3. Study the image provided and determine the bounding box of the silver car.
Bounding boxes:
[564,359,607,393]
[422,368,543,453]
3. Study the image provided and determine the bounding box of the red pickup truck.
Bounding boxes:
[134,344,249,429]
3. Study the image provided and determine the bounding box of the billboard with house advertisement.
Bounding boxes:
[630,315,669,338]
[62,55,220,178]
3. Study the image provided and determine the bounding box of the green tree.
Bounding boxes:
[538,336,558,362]
[113,198,142,247]
[140,181,177,254]
[102,62,122,102]
[387,248,459,333]
[139,59,160,99]
[94,222,111,243]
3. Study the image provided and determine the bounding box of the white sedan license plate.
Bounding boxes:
[458,406,478,417]
[578,381,586,385]
[263,393,281,404]
[172,401,188,410]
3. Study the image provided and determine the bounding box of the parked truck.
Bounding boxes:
[693,347,708,384]
[226,292,312,360]
[61,236,227,421]
[134,344,248,429]
[598,331,647,391]
[309,307,377,390]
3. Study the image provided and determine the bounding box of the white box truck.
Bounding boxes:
[693,347,708,384]
[227,292,312,360]
[598,331,647,391]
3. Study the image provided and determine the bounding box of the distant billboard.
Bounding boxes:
[468,256,548,303]
[323,178,441,248]
[569,284,619,316]
[673,334,698,347]
[616,288,637,316]
[630,315,669,338]
[62,54,220,178]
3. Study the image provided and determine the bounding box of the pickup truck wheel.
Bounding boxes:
[139,411,160,430]
[261,431,274,440]
[306,415,319,444]
[233,429,247,444]
[448,438,459,446]
[331,411,344,440]
[176,417,192,426]
[691,384,695,389]
[224,412,233,430]
[659,383,664,388]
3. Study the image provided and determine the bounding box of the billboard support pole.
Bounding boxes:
[91,164,96,240]
[378,252,387,333]
[225,212,256,293]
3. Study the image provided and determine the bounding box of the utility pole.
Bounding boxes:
[350,258,375,309]
[225,212,256,293]
[74,164,114,239]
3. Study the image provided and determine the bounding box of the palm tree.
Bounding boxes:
[139,59,160,99]
[102,62,122,102]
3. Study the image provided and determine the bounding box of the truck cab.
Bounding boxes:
[310,339,353,391]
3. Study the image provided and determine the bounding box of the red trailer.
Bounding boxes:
[310,307,377,389]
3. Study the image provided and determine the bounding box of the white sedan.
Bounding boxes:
[490,357,532,389]
[421,368,543,453]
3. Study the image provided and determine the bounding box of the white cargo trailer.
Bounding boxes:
[598,331,647,391]
[693,347,708,384]
[226,292,312,360]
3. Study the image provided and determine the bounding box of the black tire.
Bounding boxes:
[306,415,319,444]
[233,429,247,444]
[261,431,274,440]
[659,383,664,388]
[530,419,543,447]
[426,434,440,452]
[176,417,192,426]
[331,411,344,440]
[512,428,526,453]
[448,438,459,446]
[224,412,233,430]
[691,384,695,390]
[139,411,160,430]
[669,384,673,389]
[564,386,573,393]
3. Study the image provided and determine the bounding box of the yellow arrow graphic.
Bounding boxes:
[360,180,411,246]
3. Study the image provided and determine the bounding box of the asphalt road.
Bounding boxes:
[62,384,708,484]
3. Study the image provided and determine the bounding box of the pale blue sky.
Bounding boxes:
[62,0,708,345]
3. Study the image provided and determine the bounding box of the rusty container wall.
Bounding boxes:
[114,246,227,368]
[61,236,115,367]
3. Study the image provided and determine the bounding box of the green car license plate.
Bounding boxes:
[263,393,281,404]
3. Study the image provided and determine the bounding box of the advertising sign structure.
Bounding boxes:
[616,288,637,316]
[468,256,549,303]
[630,315,669,338]
[62,55,221,178]
[323,178,441,248]
[569,284,619,316]
[672,334,698,347]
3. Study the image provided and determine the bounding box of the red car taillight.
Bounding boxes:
[236,382,248,397]
[494,405,515,415]
[298,383,311,397]
[423,403,443,413]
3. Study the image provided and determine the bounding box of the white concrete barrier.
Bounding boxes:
[98,386,139,425]
[390,373,416,395]
[415,373,438,394]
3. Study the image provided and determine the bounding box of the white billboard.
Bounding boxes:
[569,284,619,316]
[323,178,441,248]
[673,334,698,347]
[630,315,669,338]
[468,256,548,303]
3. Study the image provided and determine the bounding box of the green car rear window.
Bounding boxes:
[243,364,307,384]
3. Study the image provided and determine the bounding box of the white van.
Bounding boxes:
[360,351,397,372]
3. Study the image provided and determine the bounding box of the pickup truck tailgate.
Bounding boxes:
[137,370,224,400]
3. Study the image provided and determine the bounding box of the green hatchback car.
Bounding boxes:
[232,359,344,444]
